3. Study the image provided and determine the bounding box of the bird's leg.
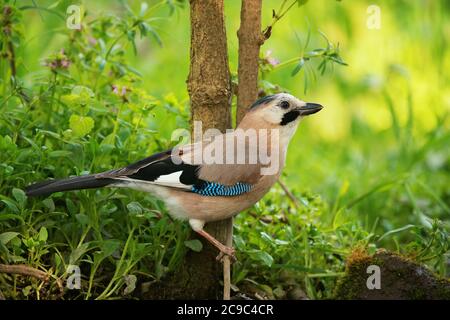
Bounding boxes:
[195,229,236,262]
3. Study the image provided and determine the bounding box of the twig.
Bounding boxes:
[0,264,49,282]
[223,257,231,300]
[7,40,16,78]
[223,217,233,300]
[2,6,17,80]
[262,0,298,40]
[277,179,301,209]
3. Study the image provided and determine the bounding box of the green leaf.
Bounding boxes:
[69,114,95,137]
[184,239,203,252]
[260,231,274,244]
[234,234,246,250]
[47,1,61,10]
[127,30,137,55]
[42,198,55,212]
[0,232,20,245]
[22,285,32,297]
[274,239,289,245]
[291,58,305,76]
[48,150,72,158]
[38,227,48,242]
[69,242,91,265]
[75,213,89,226]
[252,251,274,267]
[367,243,377,255]
[0,214,25,223]
[1,199,19,214]
[127,201,143,215]
[139,2,148,16]
[101,240,121,257]
[0,135,17,151]
[304,20,311,50]
[378,224,416,242]
[61,91,91,109]
[145,24,162,47]
[297,0,308,6]
[72,85,95,98]
[12,188,26,208]
[66,198,78,215]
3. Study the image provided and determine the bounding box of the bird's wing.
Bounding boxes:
[194,132,264,186]
[97,138,260,196]
[96,148,202,190]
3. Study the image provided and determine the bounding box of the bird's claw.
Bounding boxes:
[216,246,236,263]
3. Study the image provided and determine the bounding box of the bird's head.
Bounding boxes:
[242,93,323,136]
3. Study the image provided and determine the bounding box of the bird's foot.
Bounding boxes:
[216,246,236,263]
[193,227,237,263]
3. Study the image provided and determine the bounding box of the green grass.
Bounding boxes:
[0,0,449,299]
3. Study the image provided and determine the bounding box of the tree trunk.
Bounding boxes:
[185,0,232,299]
[188,0,232,131]
[236,0,264,124]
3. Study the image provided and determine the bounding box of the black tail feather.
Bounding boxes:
[25,174,116,197]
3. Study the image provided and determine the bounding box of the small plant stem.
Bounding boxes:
[92,101,123,171]
[111,102,123,143]
[49,72,58,118]
[7,40,16,80]
[271,0,297,29]
[263,0,298,36]
[307,272,346,278]
[77,225,91,248]
[96,228,135,300]
[167,224,186,270]
[277,179,301,208]
[272,56,302,70]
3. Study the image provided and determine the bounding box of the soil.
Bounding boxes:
[334,249,450,300]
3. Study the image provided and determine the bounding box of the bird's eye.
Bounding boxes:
[280,101,290,109]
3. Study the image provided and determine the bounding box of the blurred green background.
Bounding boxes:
[1,0,449,299]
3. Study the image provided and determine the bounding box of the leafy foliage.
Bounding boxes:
[0,0,448,300]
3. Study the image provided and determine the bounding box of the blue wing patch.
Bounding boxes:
[192,182,253,196]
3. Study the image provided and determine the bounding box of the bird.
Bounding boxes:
[25,93,323,261]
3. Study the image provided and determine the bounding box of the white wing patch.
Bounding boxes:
[112,171,192,190]
[153,171,191,189]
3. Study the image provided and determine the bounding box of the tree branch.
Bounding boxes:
[236,0,264,124]
[0,264,49,282]
[222,217,233,300]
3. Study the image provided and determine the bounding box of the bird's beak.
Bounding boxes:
[297,103,323,116]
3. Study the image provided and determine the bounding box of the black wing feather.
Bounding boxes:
[26,148,203,197]
[98,148,203,186]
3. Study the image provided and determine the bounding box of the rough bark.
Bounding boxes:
[186,0,233,299]
[188,0,232,131]
[236,0,264,124]
[150,0,233,299]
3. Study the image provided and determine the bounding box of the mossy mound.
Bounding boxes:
[335,249,450,300]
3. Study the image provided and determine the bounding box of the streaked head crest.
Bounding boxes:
[249,94,277,110]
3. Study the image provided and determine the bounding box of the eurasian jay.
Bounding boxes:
[25,93,323,260]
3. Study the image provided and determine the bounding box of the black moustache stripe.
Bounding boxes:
[280,110,300,125]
